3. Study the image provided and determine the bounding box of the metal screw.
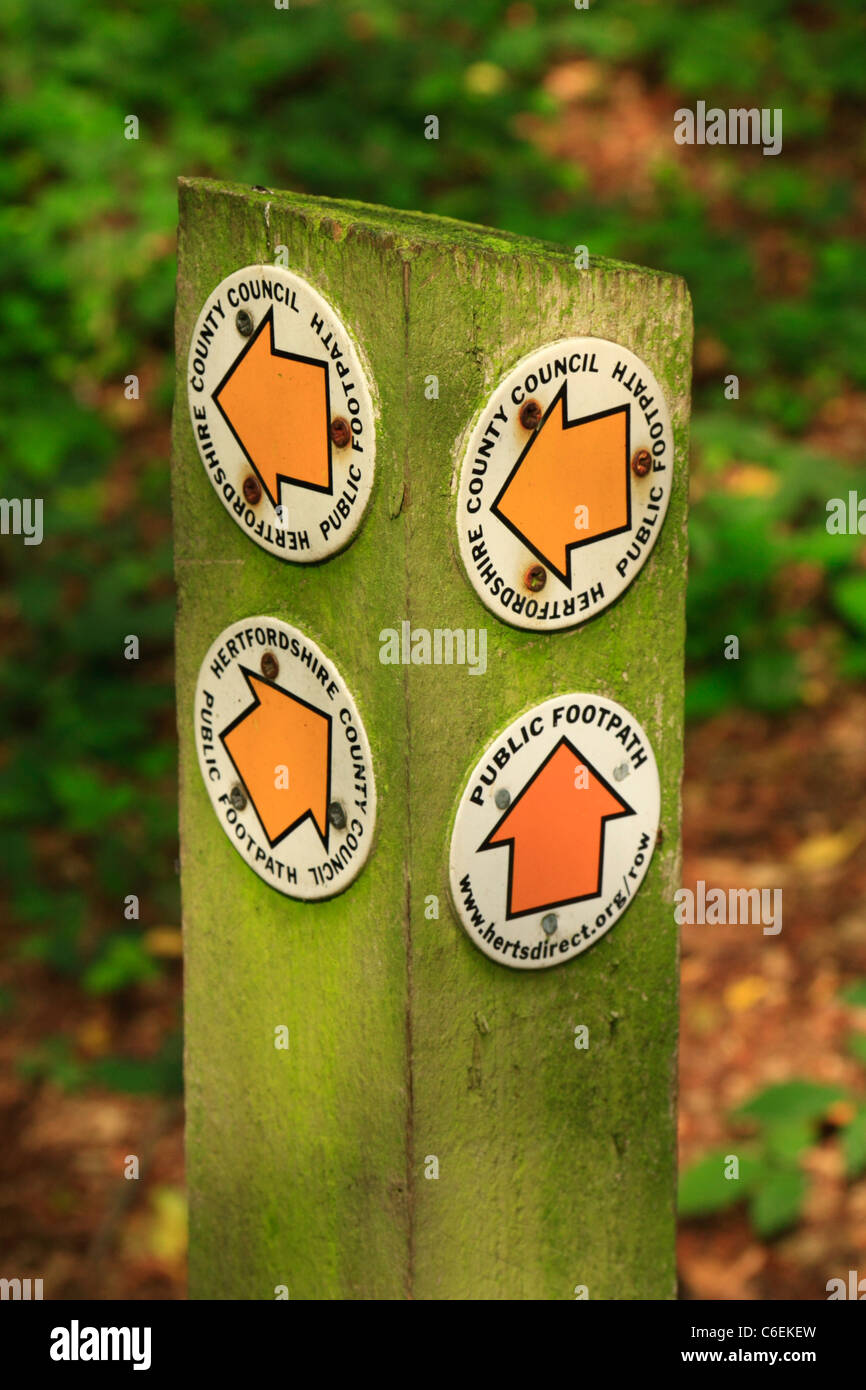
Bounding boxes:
[631,448,652,477]
[230,784,247,811]
[519,399,542,431]
[330,417,351,448]
[494,788,511,810]
[235,308,254,337]
[613,762,630,781]
[328,801,347,830]
[541,913,558,936]
[242,474,262,505]
[524,564,547,592]
[261,652,279,680]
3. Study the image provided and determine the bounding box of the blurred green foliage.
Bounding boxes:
[17,1030,183,1095]
[680,986,866,1236]
[0,1,864,1080]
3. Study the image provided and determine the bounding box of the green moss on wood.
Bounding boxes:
[173,177,692,1300]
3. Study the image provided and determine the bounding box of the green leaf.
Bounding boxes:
[87,1030,182,1096]
[841,980,866,1008]
[88,1054,178,1095]
[841,1107,866,1179]
[735,1081,847,1127]
[16,1037,87,1092]
[763,1118,816,1164]
[846,1033,866,1067]
[83,935,160,994]
[684,668,738,721]
[749,1165,808,1238]
[678,1149,759,1217]
[833,573,866,636]
[741,648,803,712]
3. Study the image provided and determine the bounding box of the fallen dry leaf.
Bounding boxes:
[792,827,863,872]
[724,976,769,1013]
[723,464,779,497]
[144,927,183,958]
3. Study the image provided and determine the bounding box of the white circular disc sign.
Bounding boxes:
[187,265,376,562]
[194,616,376,899]
[456,337,673,631]
[449,694,660,970]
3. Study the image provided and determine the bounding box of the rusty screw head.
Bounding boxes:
[328,801,347,830]
[235,308,254,337]
[519,399,542,431]
[329,417,351,449]
[261,652,279,681]
[631,448,652,477]
[242,474,262,505]
[229,784,247,811]
[524,564,547,592]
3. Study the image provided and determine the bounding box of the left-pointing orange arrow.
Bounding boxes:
[213,308,332,507]
[220,670,331,849]
[492,387,630,585]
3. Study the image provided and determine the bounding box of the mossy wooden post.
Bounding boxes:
[172,177,692,1300]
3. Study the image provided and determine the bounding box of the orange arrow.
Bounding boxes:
[492,388,631,585]
[213,308,332,506]
[479,738,634,918]
[220,670,331,849]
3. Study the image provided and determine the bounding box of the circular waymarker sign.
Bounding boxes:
[455,337,673,631]
[187,264,376,562]
[194,616,376,899]
[449,693,660,970]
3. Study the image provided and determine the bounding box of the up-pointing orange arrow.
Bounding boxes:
[213,308,332,507]
[492,387,631,585]
[220,670,331,849]
[479,738,634,918]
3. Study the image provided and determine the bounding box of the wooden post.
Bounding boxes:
[171,177,692,1300]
